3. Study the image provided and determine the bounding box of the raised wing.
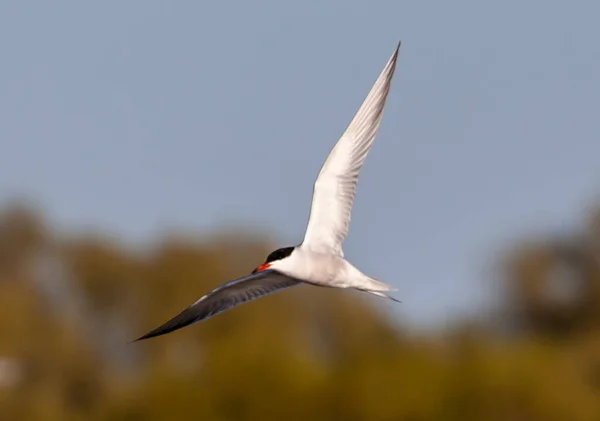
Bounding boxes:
[133,270,300,341]
[302,42,400,255]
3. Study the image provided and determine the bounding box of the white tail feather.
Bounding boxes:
[362,276,397,292]
[358,288,402,303]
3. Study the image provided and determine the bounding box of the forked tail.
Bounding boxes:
[355,276,401,303]
[359,289,402,303]
[362,276,397,292]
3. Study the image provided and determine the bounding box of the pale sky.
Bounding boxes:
[1,1,600,327]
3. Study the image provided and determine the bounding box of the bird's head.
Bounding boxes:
[252,246,295,273]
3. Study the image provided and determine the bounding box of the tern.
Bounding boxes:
[134,42,401,342]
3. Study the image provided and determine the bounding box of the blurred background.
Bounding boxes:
[2,1,600,420]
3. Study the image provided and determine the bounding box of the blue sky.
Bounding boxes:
[1,1,599,327]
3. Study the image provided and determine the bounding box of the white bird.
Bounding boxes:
[134,42,401,342]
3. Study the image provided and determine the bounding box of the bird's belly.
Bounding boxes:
[288,252,347,287]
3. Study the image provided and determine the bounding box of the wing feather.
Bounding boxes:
[133,270,300,341]
[302,42,401,254]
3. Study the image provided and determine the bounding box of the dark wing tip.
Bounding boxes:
[131,327,173,343]
[388,41,400,61]
[380,41,401,83]
[391,41,401,64]
[131,306,199,343]
[131,331,158,343]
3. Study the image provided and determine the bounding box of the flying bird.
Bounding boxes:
[134,42,401,342]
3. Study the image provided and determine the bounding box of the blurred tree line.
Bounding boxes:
[1,201,600,421]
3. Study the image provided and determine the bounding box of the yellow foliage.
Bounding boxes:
[1,204,600,420]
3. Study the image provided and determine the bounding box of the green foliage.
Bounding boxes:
[1,203,600,420]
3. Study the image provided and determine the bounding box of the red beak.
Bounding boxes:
[252,263,271,274]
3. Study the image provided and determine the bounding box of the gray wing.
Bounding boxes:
[133,269,300,341]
